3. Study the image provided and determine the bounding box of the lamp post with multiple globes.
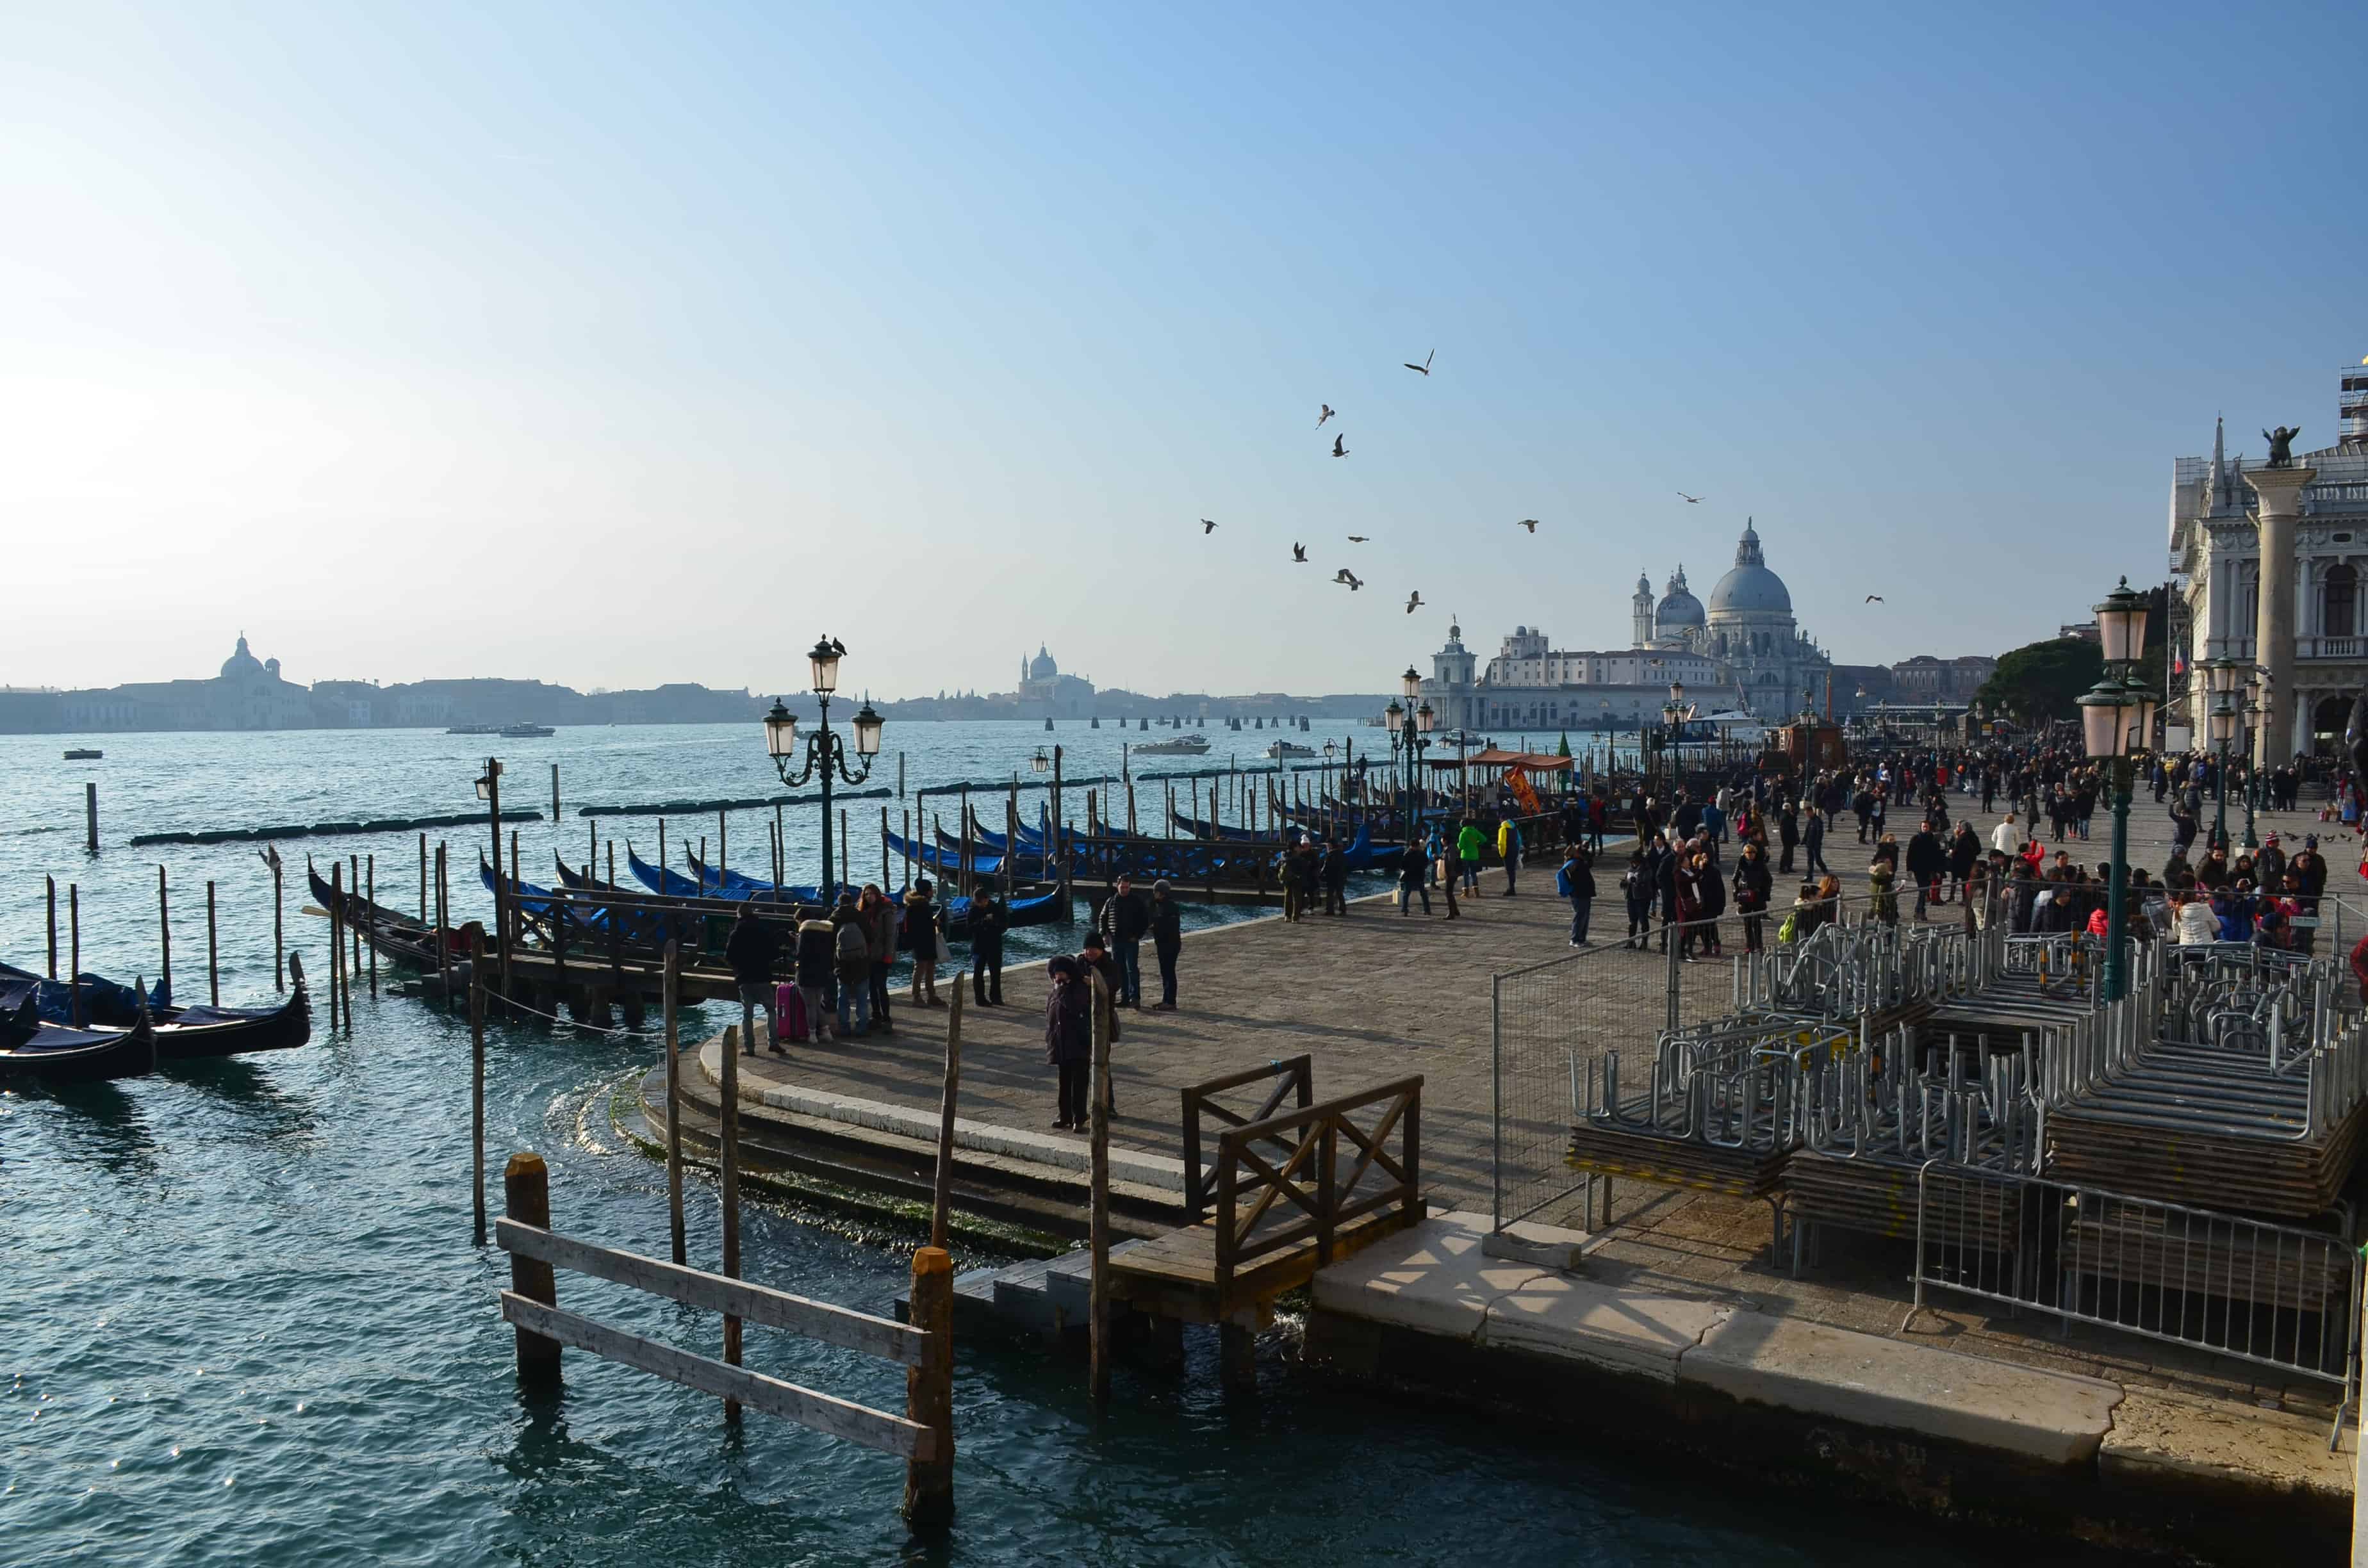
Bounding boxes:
[2075,580,2157,1003]
[761,637,885,901]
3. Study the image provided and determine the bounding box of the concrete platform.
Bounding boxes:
[1682,1310,2124,1466]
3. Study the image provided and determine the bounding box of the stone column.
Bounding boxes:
[2244,464,2316,765]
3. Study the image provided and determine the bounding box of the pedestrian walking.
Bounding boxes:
[1456,817,1484,894]
[1557,846,1595,946]
[1621,849,1655,949]
[1080,933,1122,1116]
[1397,843,1432,914]
[1322,837,1351,916]
[1496,815,1522,895]
[725,904,778,1056]
[1803,809,1829,874]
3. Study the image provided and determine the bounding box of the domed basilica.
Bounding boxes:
[1422,520,1835,733]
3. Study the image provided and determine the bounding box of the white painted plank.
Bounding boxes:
[497,1219,926,1366]
[498,1291,935,1459]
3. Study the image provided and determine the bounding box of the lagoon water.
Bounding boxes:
[4,723,2080,1565]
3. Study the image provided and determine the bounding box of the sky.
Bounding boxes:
[3,1,2363,699]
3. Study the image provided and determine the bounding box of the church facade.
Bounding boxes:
[1421,521,1838,732]
[1012,645,1098,719]
[2170,368,2368,755]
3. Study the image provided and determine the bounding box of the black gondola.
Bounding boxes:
[0,984,157,1084]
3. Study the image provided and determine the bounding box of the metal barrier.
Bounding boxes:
[1906,1161,2360,1446]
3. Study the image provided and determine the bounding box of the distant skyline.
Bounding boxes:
[4,1,2361,696]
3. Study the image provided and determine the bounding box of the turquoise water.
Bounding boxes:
[5,724,2084,1565]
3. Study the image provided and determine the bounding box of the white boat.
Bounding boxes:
[1135,733,1212,756]
[499,722,555,739]
[1264,740,1313,759]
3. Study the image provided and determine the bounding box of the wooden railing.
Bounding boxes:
[1212,1075,1423,1297]
[1181,1055,1313,1221]
[494,1152,954,1523]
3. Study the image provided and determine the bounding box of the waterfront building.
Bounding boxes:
[1421,520,1838,731]
[1889,654,1996,703]
[1012,645,1097,719]
[2171,367,2368,756]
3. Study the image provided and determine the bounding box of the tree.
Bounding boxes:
[1557,730,1572,758]
[1974,637,2103,724]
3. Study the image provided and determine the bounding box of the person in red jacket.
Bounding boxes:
[2349,927,2368,1003]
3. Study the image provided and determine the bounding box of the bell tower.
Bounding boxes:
[1631,571,1654,648]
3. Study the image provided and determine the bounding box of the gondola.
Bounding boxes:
[0,981,157,1083]
[308,861,463,970]
[686,846,1069,935]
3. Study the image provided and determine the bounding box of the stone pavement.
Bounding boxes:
[714,780,2366,1419]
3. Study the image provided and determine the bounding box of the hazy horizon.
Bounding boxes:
[6,1,2360,697]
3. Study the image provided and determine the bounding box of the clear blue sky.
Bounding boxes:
[4,1,2360,698]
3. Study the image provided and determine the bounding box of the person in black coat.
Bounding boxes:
[966,891,1007,1006]
[1149,880,1184,1009]
[1733,841,1773,953]
[1558,848,1596,946]
[1395,844,1431,915]
[1905,828,1947,921]
[1620,849,1656,950]
[1320,839,1351,917]
[1044,954,1090,1130]
[723,905,777,1056]
[1776,799,1799,874]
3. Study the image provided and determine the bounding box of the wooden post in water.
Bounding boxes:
[657,820,667,899]
[470,925,489,1244]
[419,833,429,924]
[206,881,219,1007]
[881,808,891,888]
[662,940,686,1266]
[503,1152,561,1389]
[774,803,786,886]
[327,862,343,1031]
[587,817,595,872]
[931,986,964,1249]
[507,831,522,1012]
[259,847,281,997]
[719,998,744,1419]
[901,1246,955,1528]
[1053,746,1068,909]
[903,812,913,892]
[45,876,57,978]
[1089,971,1112,1410]
[348,855,362,995]
[957,787,970,899]
[840,808,850,899]
[156,865,172,997]
[1127,779,1138,835]
[1004,788,1017,905]
[551,762,561,826]
[68,884,81,1025]
[436,844,452,1013]
[607,840,615,888]
[483,758,507,1015]
[717,808,727,883]
[85,781,98,853]
[366,854,379,998]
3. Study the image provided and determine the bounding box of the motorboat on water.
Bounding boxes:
[1135,733,1212,756]
[1264,740,1313,759]
[500,723,556,738]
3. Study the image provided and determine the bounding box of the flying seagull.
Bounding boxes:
[1346,534,1369,543]
[1677,491,1702,504]
[1331,434,1349,458]
[1405,591,1424,614]
[1334,568,1363,591]
[1517,518,1538,533]
[1318,404,1335,427]
[1201,518,1217,534]
[1864,594,1884,603]
[1292,543,1307,562]
[1403,349,1433,376]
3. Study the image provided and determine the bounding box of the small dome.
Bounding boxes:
[1655,566,1705,635]
[220,634,264,680]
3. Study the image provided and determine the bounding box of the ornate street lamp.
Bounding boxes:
[762,635,882,899]
[1402,666,1422,701]
[2240,670,2262,849]
[1032,746,1051,774]
[2076,578,2156,1001]
[2203,657,2240,849]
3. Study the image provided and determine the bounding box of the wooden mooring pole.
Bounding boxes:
[327,862,344,1032]
[85,781,98,853]
[503,1152,561,1390]
[366,854,379,998]
[45,875,57,979]
[261,847,284,995]
[551,762,561,826]
[206,880,219,1007]
[68,884,81,1025]
[436,844,452,1013]
[470,924,489,1243]
[663,940,686,1266]
[901,1245,955,1528]
[419,832,429,923]
[720,999,744,1419]
[931,986,964,1249]
[156,865,171,997]
[1089,972,1112,1410]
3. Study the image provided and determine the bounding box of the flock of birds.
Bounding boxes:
[1196,349,1889,622]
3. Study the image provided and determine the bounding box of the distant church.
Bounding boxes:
[1012,645,1096,719]
[1422,520,1836,732]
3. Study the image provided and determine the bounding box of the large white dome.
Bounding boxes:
[1706,521,1791,616]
